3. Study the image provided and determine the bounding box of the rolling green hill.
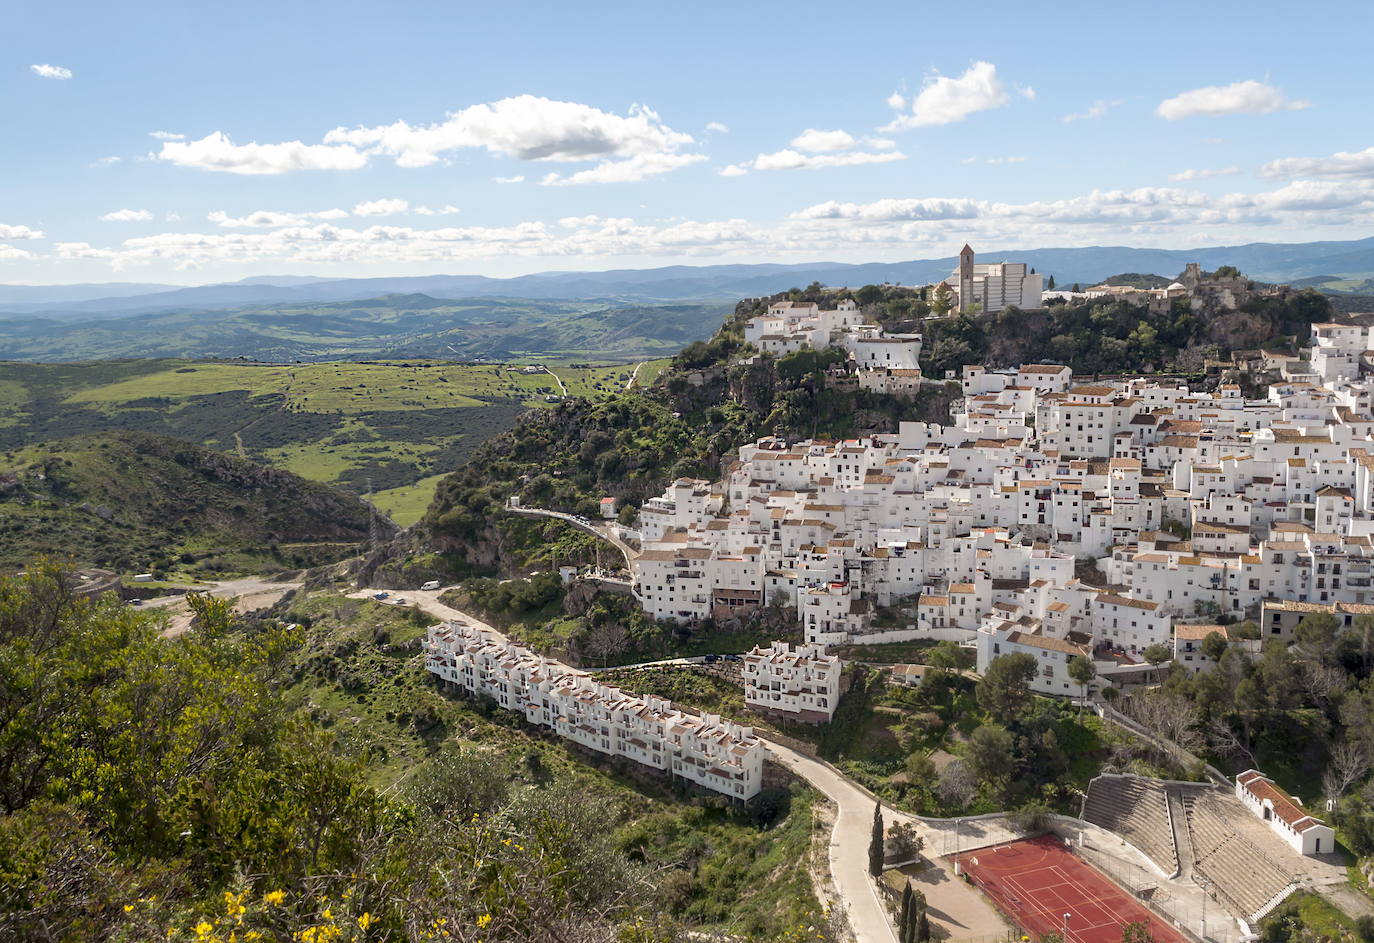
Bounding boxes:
[0,431,395,573]
[0,357,671,524]
[0,294,731,364]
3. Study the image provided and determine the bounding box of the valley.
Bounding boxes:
[0,355,671,525]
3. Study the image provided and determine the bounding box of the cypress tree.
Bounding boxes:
[910,887,930,943]
[898,881,913,941]
[869,801,884,876]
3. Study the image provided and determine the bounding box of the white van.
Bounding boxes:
[420,580,441,591]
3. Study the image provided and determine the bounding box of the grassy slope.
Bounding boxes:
[0,357,671,526]
[0,431,390,573]
[275,589,828,939]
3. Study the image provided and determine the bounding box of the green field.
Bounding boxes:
[0,356,672,525]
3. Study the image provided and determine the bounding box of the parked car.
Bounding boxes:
[420,580,441,591]
[394,598,407,605]
[723,653,742,663]
[703,653,719,664]
[373,591,389,600]
[129,598,143,606]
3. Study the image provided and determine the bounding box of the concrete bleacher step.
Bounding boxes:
[1166,789,1194,878]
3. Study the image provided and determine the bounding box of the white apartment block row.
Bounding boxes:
[424,620,766,799]
[742,641,841,722]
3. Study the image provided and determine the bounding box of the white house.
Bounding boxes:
[1235,769,1336,856]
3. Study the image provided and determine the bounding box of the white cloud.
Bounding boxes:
[352,198,409,217]
[1062,99,1121,123]
[325,94,696,168]
[886,91,906,110]
[149,131,185,141]
[1259,146,1374,180]
[48,172,1374,275]
[493,175,525,184]
[151,96,701,182]
[722,148,905,176]
[0,224,44,240]
[705,121,730,134]
[208,208,349,228]
[30,64,72,80]
[157,131,368,174]
[985,156,1026,165]
[100,208,153,222]
[884,62,1014,130]
[1156,80,1310,120]
[414,204,461,216]
[0,245,35,261]
[166,211,181,222]
[91,156,120,167]
[791,129,857,153]
[1169,166,1241,182]
[540,151,706,186]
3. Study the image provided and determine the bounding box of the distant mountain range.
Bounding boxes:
[6,234,1374,318]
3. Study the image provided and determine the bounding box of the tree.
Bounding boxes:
[937,759,977,809]
[1295,611,1340,664]
[905,751,936,782]
[887,821,924,862]
[1142,643,1173,680]
[1047,274,1056,291]
[927,640,964,672]
[1200,630,1229,663]
[977,653,1037,723]
[1322,742,1370,819]
[1122,921,1158,943]
[931,282,953,317]
[406,749,510,821]
[1010,800,1053,834]
[1068,654,1097,711]
[898,882,930,943]
[869,801,885,876]
[899,881,913,943]
[966,724,1016,784]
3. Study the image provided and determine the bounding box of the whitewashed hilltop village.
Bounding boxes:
[630,278,1374,705]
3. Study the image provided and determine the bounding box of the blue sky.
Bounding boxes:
[4,0,1374,284]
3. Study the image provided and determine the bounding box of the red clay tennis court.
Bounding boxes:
[953,835,1188,943]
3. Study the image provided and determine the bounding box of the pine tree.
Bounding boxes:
[1047,274,1056,290]
[869,801,885,876]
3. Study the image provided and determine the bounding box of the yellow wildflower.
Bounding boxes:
[358,912,375,929]
[125,904,135,913]
[194,921,215,939]
[264,890,286,907]
[476,914,492,928]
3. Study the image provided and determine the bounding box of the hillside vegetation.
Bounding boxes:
[0,563,833,942]
[0,293,730,364]
[0,431,392,573]
[0,357,668,524]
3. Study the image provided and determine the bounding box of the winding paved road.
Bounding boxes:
[505,505,639,566]
[764,742,899,943]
